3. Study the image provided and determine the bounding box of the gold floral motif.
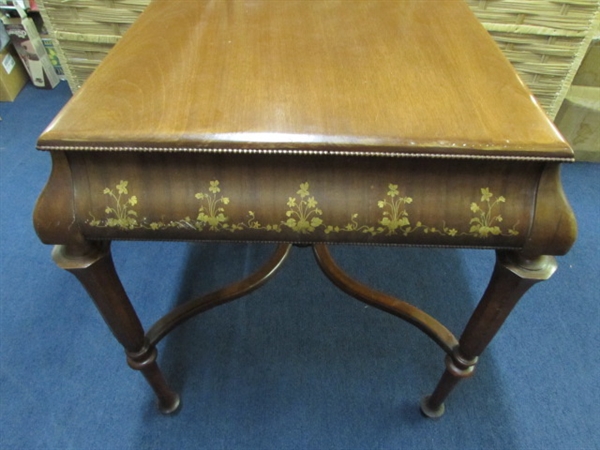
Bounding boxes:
[325,213,375,235]
[325,184,421,236]
[89,180,139,229]
[150,180,245,232]
[243,211,283,233]
[468,188,518,238]
[376,184,421,236]
[422,223,459,237]
[282,182,324,233]
[88,180,519,239]
[193,180,231,231]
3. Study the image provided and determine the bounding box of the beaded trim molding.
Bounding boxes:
[38,145,573,162]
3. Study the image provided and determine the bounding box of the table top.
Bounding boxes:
[38,0,572,160]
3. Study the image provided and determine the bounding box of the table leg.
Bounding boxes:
[51,241,180,414]
[421,250,557,418]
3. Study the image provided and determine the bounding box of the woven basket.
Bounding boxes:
[466,0,600,117]
[38,0,599,118]
[36,0,149,91]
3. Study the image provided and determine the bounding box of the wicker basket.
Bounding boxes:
[38,0,599,118]
[36,0,149,91]
[466,0,600,117]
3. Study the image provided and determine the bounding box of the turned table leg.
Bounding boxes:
[52,241,180,414]
[421,250,558,418]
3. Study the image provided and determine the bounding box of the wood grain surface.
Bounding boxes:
[38,0,571,160]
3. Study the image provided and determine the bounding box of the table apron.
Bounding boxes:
[34,151,575,254]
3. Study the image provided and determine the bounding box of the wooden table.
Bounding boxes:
[33,0,577,418]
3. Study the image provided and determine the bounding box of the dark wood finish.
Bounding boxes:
[146,244,291,346]
[33,0,577,418]
[38,0,571,160]
[313,244,458,355]
[52,242,180,414]
[422,251,558,418]
[34,151,576,256]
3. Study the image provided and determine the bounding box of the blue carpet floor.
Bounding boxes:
[1,82,599,450]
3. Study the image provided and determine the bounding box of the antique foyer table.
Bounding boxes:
[33,0,577,418]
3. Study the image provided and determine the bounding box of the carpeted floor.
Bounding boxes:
[1,82,599,450]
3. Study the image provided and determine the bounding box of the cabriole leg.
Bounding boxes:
[421,250,557,418]
[52,241,180,414]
